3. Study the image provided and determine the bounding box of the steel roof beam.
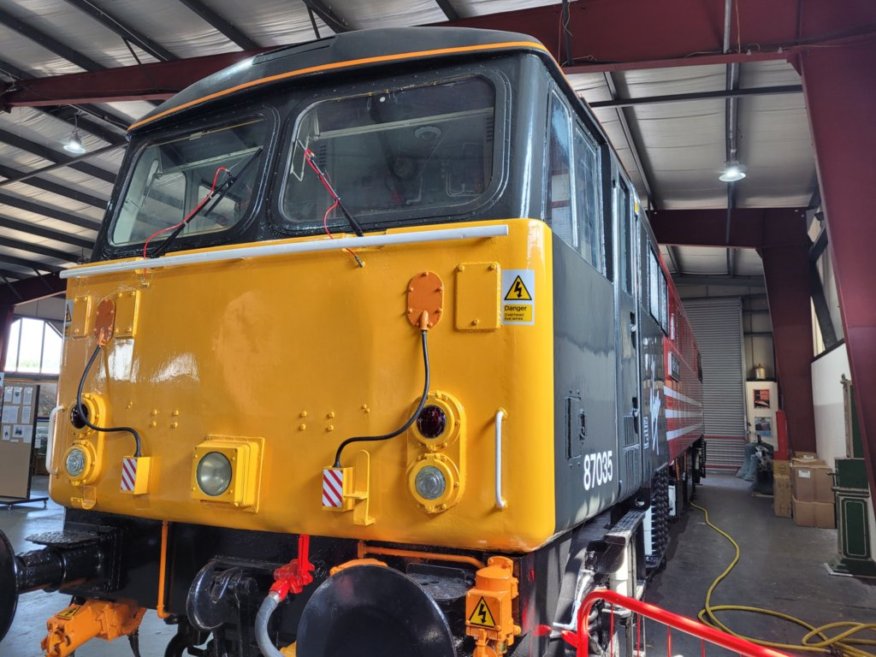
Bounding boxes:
[0,268,27,280]
[174,0,258,50]
[0,6,103,72]
[302,0,351,33]
[0,163,107,208]
[0,191,101,231]
[0,216,93,250]
[434,0,460,21]
[0,128,117,184]
[603,72,660,209]
[61,0,177,61]
[589,84,803,109]
[0,273,65,306]
[650,208,808,249]
[0,252,62,273]
[0,235,80,263]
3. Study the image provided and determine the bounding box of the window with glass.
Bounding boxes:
[112,118,267,246]
[546,94,575,247]
[281,77,496,231]
[3,318,62,375]
[618,182,633,295]
[649,248,660,321]
[573,126,604,273]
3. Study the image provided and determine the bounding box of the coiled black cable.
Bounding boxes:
[76,345,142,457]
[332,330,430,468]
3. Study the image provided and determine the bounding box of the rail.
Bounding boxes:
[575,590,791,657]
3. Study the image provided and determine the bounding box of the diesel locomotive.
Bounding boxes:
[0,27,704,657]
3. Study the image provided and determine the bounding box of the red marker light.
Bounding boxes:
[416,405,447,438]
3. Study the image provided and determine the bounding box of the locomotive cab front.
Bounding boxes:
[0,27,702,657]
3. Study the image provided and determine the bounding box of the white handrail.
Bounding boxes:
[495,409,508,510]
[45,404,64,475]
[60,224,509,279]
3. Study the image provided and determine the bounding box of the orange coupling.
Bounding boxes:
[465,556,521,657]
[42,599,145,657]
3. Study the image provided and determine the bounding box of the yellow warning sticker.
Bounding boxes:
[504,275,532,301]
[501,269,535,325]
[503,304,532,323]
[468,597,497,628]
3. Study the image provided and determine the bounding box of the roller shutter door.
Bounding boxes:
[684,298,747,474]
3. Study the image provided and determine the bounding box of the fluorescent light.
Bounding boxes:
[719,161,746,182]
[63,130,86,155]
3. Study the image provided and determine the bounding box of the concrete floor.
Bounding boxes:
[1,475,873,656]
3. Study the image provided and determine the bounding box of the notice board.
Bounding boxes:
[0,379,39,499]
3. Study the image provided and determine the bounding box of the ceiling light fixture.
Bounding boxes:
[62,113,87,155]
[719,161,747,183]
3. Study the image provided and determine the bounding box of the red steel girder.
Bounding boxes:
[1,49,269,108]
[0,273,65,307]
[799,25,876,503]
[649,208,808,250]
[4,1,876,110]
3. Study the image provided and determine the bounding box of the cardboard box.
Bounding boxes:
[773,460,790,478]
[791,458,834,503]
[773,474,792,518]
[792,497,836,529]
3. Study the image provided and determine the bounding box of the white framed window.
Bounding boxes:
[3,318,63,375]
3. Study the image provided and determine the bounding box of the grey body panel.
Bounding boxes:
[552,235,619,532]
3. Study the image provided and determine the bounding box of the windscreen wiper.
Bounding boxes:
[302,146,365,237]
[144,147,263,259]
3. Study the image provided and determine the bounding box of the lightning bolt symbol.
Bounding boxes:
[478,605,488,624]
[513,280,524,298]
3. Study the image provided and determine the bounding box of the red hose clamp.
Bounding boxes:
[270,534,314,601]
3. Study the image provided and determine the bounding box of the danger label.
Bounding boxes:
[501,269,535,325]
[468,597,497,628]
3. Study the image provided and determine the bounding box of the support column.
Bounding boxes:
[0,303,14,369]
[800,39,876,501]
[760,238,817,454]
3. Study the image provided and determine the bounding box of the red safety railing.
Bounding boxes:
[559,590,792,657]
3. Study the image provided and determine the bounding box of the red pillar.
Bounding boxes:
[760,238,816,453]
[799,38,876,497]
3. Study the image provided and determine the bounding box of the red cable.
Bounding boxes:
[142,166,230,258]
[304,148,361,265]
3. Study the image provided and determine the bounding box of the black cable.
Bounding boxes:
[333,330,430,468]
[76,345,142,457]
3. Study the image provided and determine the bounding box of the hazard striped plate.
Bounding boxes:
[322,468,344,508]
[120,457,137,492]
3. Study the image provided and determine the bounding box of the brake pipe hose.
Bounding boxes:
[692,503,876,657]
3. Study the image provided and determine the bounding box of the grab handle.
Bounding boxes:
[46,404,64,475]
[495,409,508,510]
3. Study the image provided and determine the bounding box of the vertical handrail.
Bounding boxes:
[45,404,64,475]
[495,409,507,509]
[576,590,791,657]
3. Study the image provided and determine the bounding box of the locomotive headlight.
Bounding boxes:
[414,465,446,500]
[408,454,461,513]
[196,452,232,496]
[65,447,87,477]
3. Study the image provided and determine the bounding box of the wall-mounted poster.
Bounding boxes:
[754,416,773,440]
[753,388,771,409]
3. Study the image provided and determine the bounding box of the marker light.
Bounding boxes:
[414,465,447,500]
[65,447,87,478]
[196,452,232,496]
[416,405,447,439]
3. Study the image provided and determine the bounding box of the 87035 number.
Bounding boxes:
[583,450,614,490]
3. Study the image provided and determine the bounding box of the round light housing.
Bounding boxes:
[416,405,447,439]
[65,447,87,478]
[718,161,747,183]
[414,465,447,500]
[196,452,232,496]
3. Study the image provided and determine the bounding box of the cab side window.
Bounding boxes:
[573,126,604,274]
[546,93,575,247]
